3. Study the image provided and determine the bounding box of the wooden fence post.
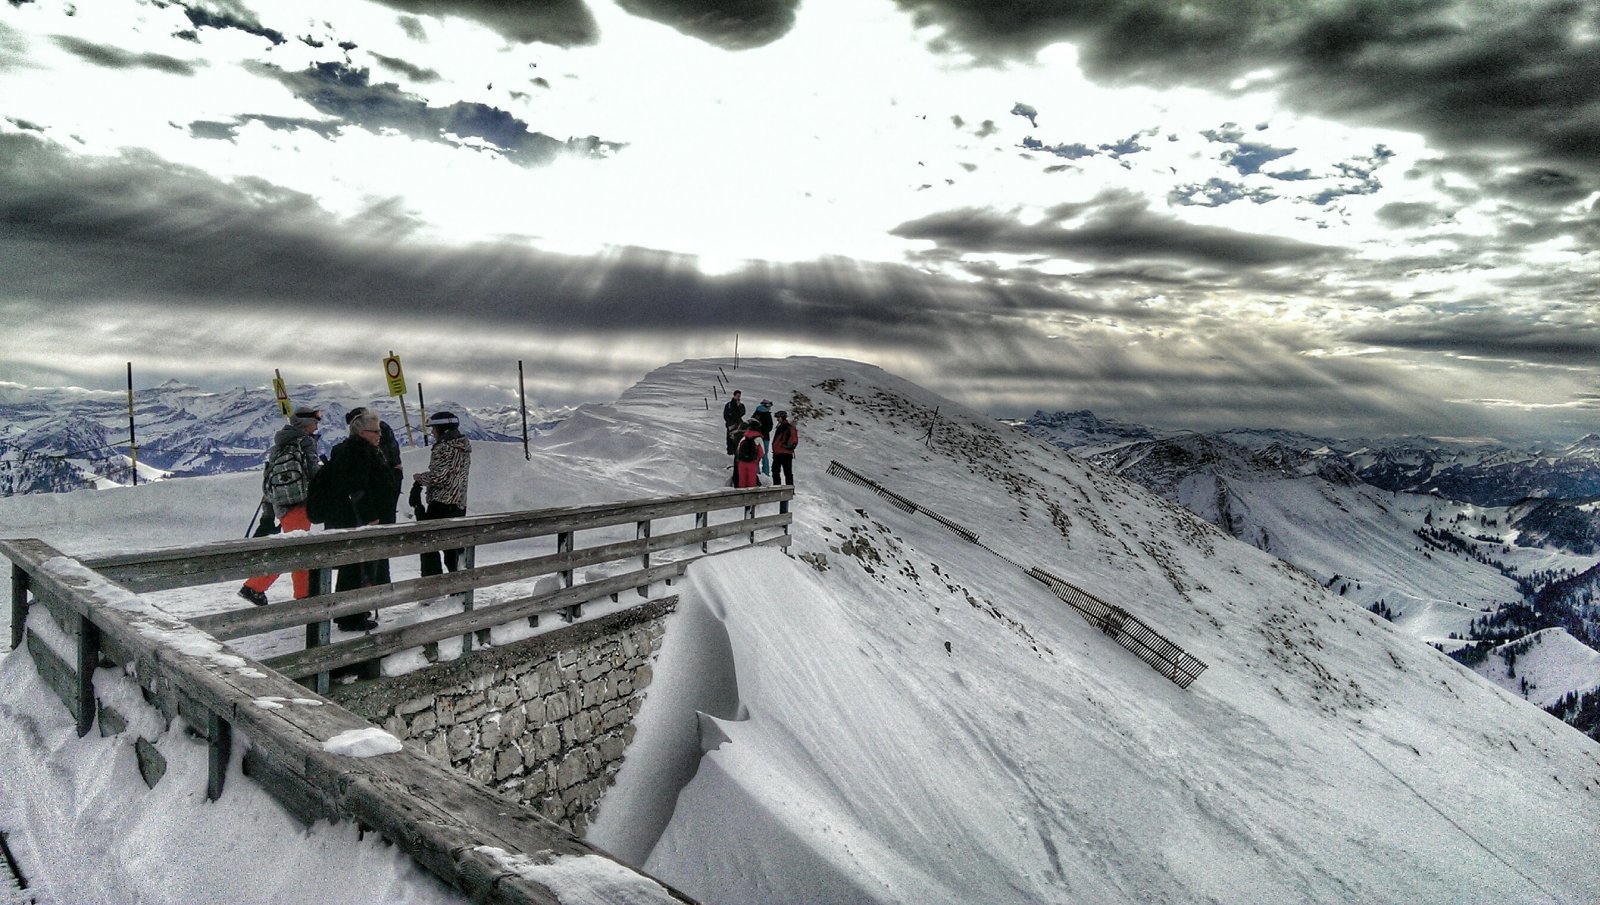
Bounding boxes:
[206,710,232,801]
[463,546,480,652]
[746,504,757,545]
[636,520,651,597]
[558,531,580,622]
[10,564,28,651]
[696,511,709,553]
[303,568,331,695]
[75,614,100,737]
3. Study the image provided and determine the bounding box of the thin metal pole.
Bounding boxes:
[126,362,138,486]
[418,382,429,447]
[518,360,531,461]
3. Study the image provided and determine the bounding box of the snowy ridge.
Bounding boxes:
[2,357,1599,904]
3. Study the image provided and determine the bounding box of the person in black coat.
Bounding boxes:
[323,409,393,631]
[722,389,745,454]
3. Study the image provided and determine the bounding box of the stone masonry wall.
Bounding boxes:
[331,598,674,835]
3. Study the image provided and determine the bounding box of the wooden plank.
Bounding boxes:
[25,627,80,724]
[189,512,790,640]
[87,487,794,592]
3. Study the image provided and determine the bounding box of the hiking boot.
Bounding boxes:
[237,585,269,607]
[334,614,379,632]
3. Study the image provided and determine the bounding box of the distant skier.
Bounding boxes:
[771,410,799,485]
[413,411,472,576]
[238,408,322,606]
[733,421,765,488]
[722,389,745,454]
[752,399,774,476]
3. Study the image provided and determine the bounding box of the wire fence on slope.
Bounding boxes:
[825,459,1208,690]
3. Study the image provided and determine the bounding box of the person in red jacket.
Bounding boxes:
[770,410,799,485]
[733,422,765,488]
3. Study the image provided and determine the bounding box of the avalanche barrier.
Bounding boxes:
[825,460,1207,690]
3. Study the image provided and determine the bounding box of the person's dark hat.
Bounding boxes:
[344,406,367,425]
[292,407,321,420]
[428,411,460,429]
[775,410,788,418]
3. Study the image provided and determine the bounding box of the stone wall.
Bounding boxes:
[331,598,675,835]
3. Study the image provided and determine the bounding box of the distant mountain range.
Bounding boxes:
[1022,409,1600,736]
[1024,410,1600,553]
[0,380,570,497]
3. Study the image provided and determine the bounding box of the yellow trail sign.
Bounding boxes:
[383,355,407,397]
[272,372,291,418]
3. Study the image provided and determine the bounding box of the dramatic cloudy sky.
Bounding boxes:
[3,0,1599,441]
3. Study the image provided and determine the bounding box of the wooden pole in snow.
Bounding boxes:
[518,360,531,461]
[126,362,139,486]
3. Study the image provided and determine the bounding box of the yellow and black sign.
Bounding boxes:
[383,355,407,397]
[272,374,291,417]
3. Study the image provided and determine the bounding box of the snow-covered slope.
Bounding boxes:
[3,357,1599,904]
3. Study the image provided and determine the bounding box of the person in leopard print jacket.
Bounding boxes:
[413,410,472,576]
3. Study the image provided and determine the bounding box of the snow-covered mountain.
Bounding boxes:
[1024,409,1600,736]
[0,380,568,496]
[1024,410,1600,506]
[3,357,1598,904]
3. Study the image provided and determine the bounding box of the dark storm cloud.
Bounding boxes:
[365,0,598,47]
[892,190,1335,268]
[370,52,441,83]
[895,0,1600,176]
[180,4,286,46]
[0,133,1061,355]
[1375,201,1445,228]
[613,0,800,50]
[1489,168,1591,207]
[50,35,200,75]
[1347,312,1600,366]
[249,61,618,165]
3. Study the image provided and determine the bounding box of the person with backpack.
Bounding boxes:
[413,411,472,576]
[237,408,323,606]
[752,399,774,476]
[316,408,395,631]
[733,420,765,488]
[722,390,745,454]
[771,410,799,485]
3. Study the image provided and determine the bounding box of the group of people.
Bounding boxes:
[721,389,799,489]
[239,388,792,630]
[238,405,472,633]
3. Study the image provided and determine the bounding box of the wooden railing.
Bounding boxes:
[85,486,793,693]
[3,485,793,905]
